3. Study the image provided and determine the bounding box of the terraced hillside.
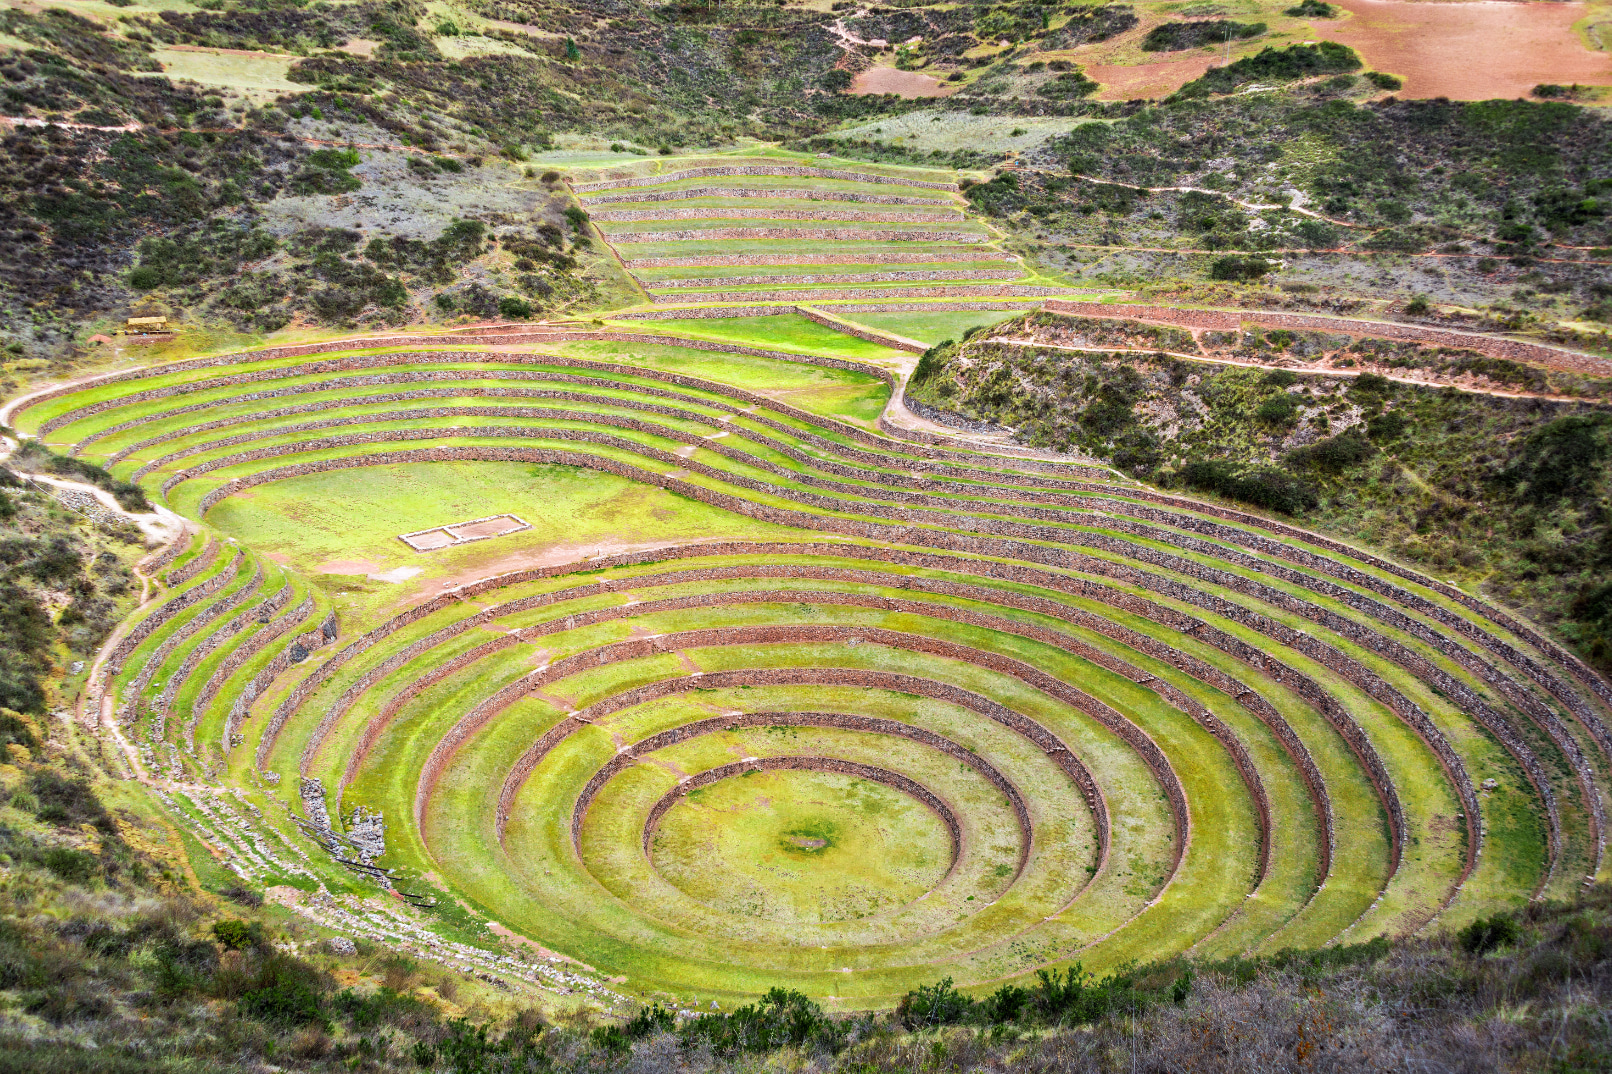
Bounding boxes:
[11,280,1611,1012]
[572,155,1088,328]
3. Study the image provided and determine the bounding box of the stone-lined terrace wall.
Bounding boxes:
[626,251,1016,269]
[228,611,337,751]
[570,165,957,193]
[1042,302,1612,377]
[205,449,1428,878]
[165,537,220,587]
[639,756,964,866]
[418,619,1185,876]
[584,187,951,207]
[610,227,983,243]
[648,286,1068,305]
[593,208,962,223]
[592,710,1030,867]
[655,269,1021,288]
[191,589,302,743]
[492,666,1108,873]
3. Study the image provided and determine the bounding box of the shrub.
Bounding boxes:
[1459,914,1520,955]
[897,976,973,1029]
[1209,254,1273,281]
[1257,393,1300,425]
[680,987,841,1054]
[1365,71,1403,90]
[1367,411,1410,440]
[1143,20,1265,53]
[1181,460,1319,514]
[1183,41,1360,95]
[1284,0,1336,16]
[1288,431,1374,472]
[498,296,533,318]
[821,69,852,93]
[40,848,98,885]
[212,920,264,950]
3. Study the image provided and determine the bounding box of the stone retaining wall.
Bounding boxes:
[149,559,264,712]
[593,710,1029,866]
[655,269,1021,288]
[312,554,1314,878]
[493,665,1109,877]
[189,586,297,741]
[213,449,1429,879]
[571,165,956,193]
[229,610,337,753]
[794,306,925,353]
[213,595,313,746]
[626,251,1015,269]
[647,285,1068,305]
[640,756,963,864]
[593,207,961,224]
[127,555,255,713]
[422,620,1185,877]
[106,553,237,678]
[166,537,220,587]
[610,227,983,243]
[581,187,951,207]
[1042,302,1612,377]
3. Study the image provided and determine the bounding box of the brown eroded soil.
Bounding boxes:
[1313,0,1612,99]
[1087,54,1221,101]
[852,66,957,98]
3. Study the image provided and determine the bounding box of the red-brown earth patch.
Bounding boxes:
[852,66,957,98]
[1313,0,1612,99]
[1087,54,1221,100]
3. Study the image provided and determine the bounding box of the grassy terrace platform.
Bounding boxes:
[20,152,1606,1015]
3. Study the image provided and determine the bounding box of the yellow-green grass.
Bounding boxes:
[577,176,959,200]
[430,644,1181,1004]
[594,196,964,216]
[611,240,993,261]
[142,48,305,98]
[634,261,1021,283]
[598,218,985,235]
[317,590,1257,980]
[835,309,1028,346]
[602,315,910,365]
[648,767,959,925]
[28,320,1609,1006]
[199,460,820,624]
[145,396,1592,864]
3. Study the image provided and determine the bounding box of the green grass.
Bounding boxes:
[836,309,1028,345]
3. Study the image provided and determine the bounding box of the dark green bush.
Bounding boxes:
[1181,460,1319,514]
[1288,431,1374,472]
[212,920,263,950]
[1209,255,1273,281]
[498,296,533,318]
[1257,393,1300,425]
[1183,41,1360,95]
[1143,20,1265,53]
[1459,914,1520,955]
[680,987,841,1055]
[40,848,98,885]
[1367,411,1410,440]
[1365,71,1403,90]
[1284,0,1336,16]
[897,976,973,1029]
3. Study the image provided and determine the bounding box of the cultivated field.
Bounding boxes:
[19,153,1610,1016]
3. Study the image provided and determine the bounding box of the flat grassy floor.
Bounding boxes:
[616,315,909,365]
[203,460,815,626]
[840,309,1028,345]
